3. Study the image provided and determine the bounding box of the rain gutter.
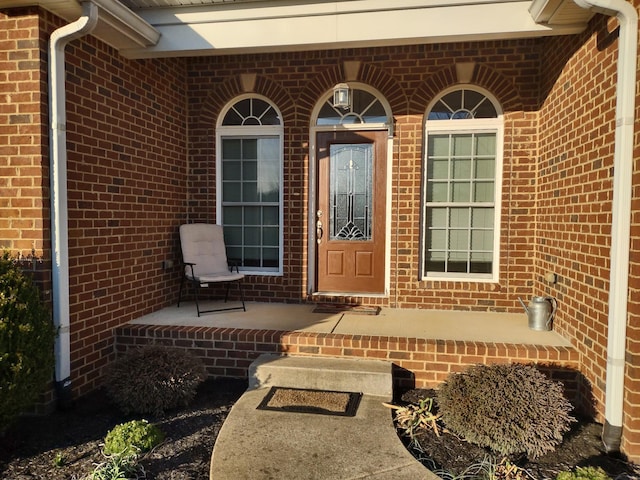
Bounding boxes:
[49,0,99,405]
[572,0,638,453]
[48,0,160,405]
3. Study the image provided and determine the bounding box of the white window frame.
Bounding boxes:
[216,94,284,276]
[421,86,503,282]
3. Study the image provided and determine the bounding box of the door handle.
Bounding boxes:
[316,210,323,244]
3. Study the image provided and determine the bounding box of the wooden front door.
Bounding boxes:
[315,130,387,293]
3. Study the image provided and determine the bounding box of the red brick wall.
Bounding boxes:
[537,3,640,460]
[186,41,543,310]
[0,7,48,258]
[62,43,188,395]
[115,324,582,406]
[7,11,190,396]
[1,7,53,410]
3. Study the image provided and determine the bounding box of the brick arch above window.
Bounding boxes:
[357,63,407,114]
[196,75,296,127]
[409,64,522,114]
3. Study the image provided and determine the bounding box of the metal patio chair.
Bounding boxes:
[178,223,246,316]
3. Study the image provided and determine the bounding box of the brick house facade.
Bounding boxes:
[2,0,640,460]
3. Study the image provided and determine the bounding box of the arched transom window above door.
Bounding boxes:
[315,87,389,126]
[217,95,283,275]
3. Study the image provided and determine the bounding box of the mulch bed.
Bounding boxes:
[2,381,640,479]
[399,388,640,479]
[0,378,247,480]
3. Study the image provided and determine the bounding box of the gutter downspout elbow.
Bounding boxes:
[49,1,98,407]
[573,0,638,453]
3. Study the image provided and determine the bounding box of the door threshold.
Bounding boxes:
[311,291,387,298]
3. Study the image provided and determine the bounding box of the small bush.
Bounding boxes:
[436,363,575,459]
[104,419,164,456]
[384,396,442,439]
[440,455,527,480]
[0,252,55,431]
[106,345,206,415]
[88,452,140,480]
[556,466,611,480]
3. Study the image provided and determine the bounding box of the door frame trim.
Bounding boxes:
[307,124,393,296]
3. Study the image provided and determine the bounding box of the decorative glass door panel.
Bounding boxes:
[330,144,373,241]
[316,131,386,293]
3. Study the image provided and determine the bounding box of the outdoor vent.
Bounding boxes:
[529,0,594,25]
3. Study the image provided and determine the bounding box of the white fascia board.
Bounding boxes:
[2,0,159,49]
[91,0,160,48]
[121,0,586,58]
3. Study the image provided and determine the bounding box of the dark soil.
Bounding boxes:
[399,389,640,480]
[0,378,247,480]
[1,381,639,479]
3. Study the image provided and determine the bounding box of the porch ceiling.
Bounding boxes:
[4,0,594,58]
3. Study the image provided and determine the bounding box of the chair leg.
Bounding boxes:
[192,280,245,316]
[224,283,231,303]
[193,280,201,317]
[238,280,246,312]
[178,275,185,307]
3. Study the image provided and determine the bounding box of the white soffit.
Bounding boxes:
[2,0,591,58]
[119,0,589,58]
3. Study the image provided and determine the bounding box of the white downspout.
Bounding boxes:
[49,1,98,404]
[573,0,638,452]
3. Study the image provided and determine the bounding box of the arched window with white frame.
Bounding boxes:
[422,87,503,281]
[216,95,283,275]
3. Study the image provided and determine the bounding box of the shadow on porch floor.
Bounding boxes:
[130,301,571,346]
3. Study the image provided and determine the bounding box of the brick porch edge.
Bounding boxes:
[114,324,585,409]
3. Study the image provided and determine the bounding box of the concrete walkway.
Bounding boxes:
[210,354,439,480]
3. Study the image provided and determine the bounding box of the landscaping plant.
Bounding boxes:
[105,345,206,415]
[104,420,165,456]
[555,466,612,480]
[85,420,163,479]
[436,363,575,459]
[0,251,55,431]
[88,452,143,480]
[384,396,442,439]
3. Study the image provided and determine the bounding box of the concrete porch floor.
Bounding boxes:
[130,301,571,347]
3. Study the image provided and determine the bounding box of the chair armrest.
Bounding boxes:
[183,262,196,277]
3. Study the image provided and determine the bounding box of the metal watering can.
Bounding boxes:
[518,296,557,331]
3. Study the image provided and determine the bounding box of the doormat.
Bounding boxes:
[312,304,381,315]
[257,387,362,417]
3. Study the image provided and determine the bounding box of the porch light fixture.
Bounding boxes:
[333,83,351,109]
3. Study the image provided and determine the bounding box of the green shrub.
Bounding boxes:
[556,466,611,480]
[436,363,575,459]
[0,252,55,431]
[104,419,164,456]
[106,345,206,415]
